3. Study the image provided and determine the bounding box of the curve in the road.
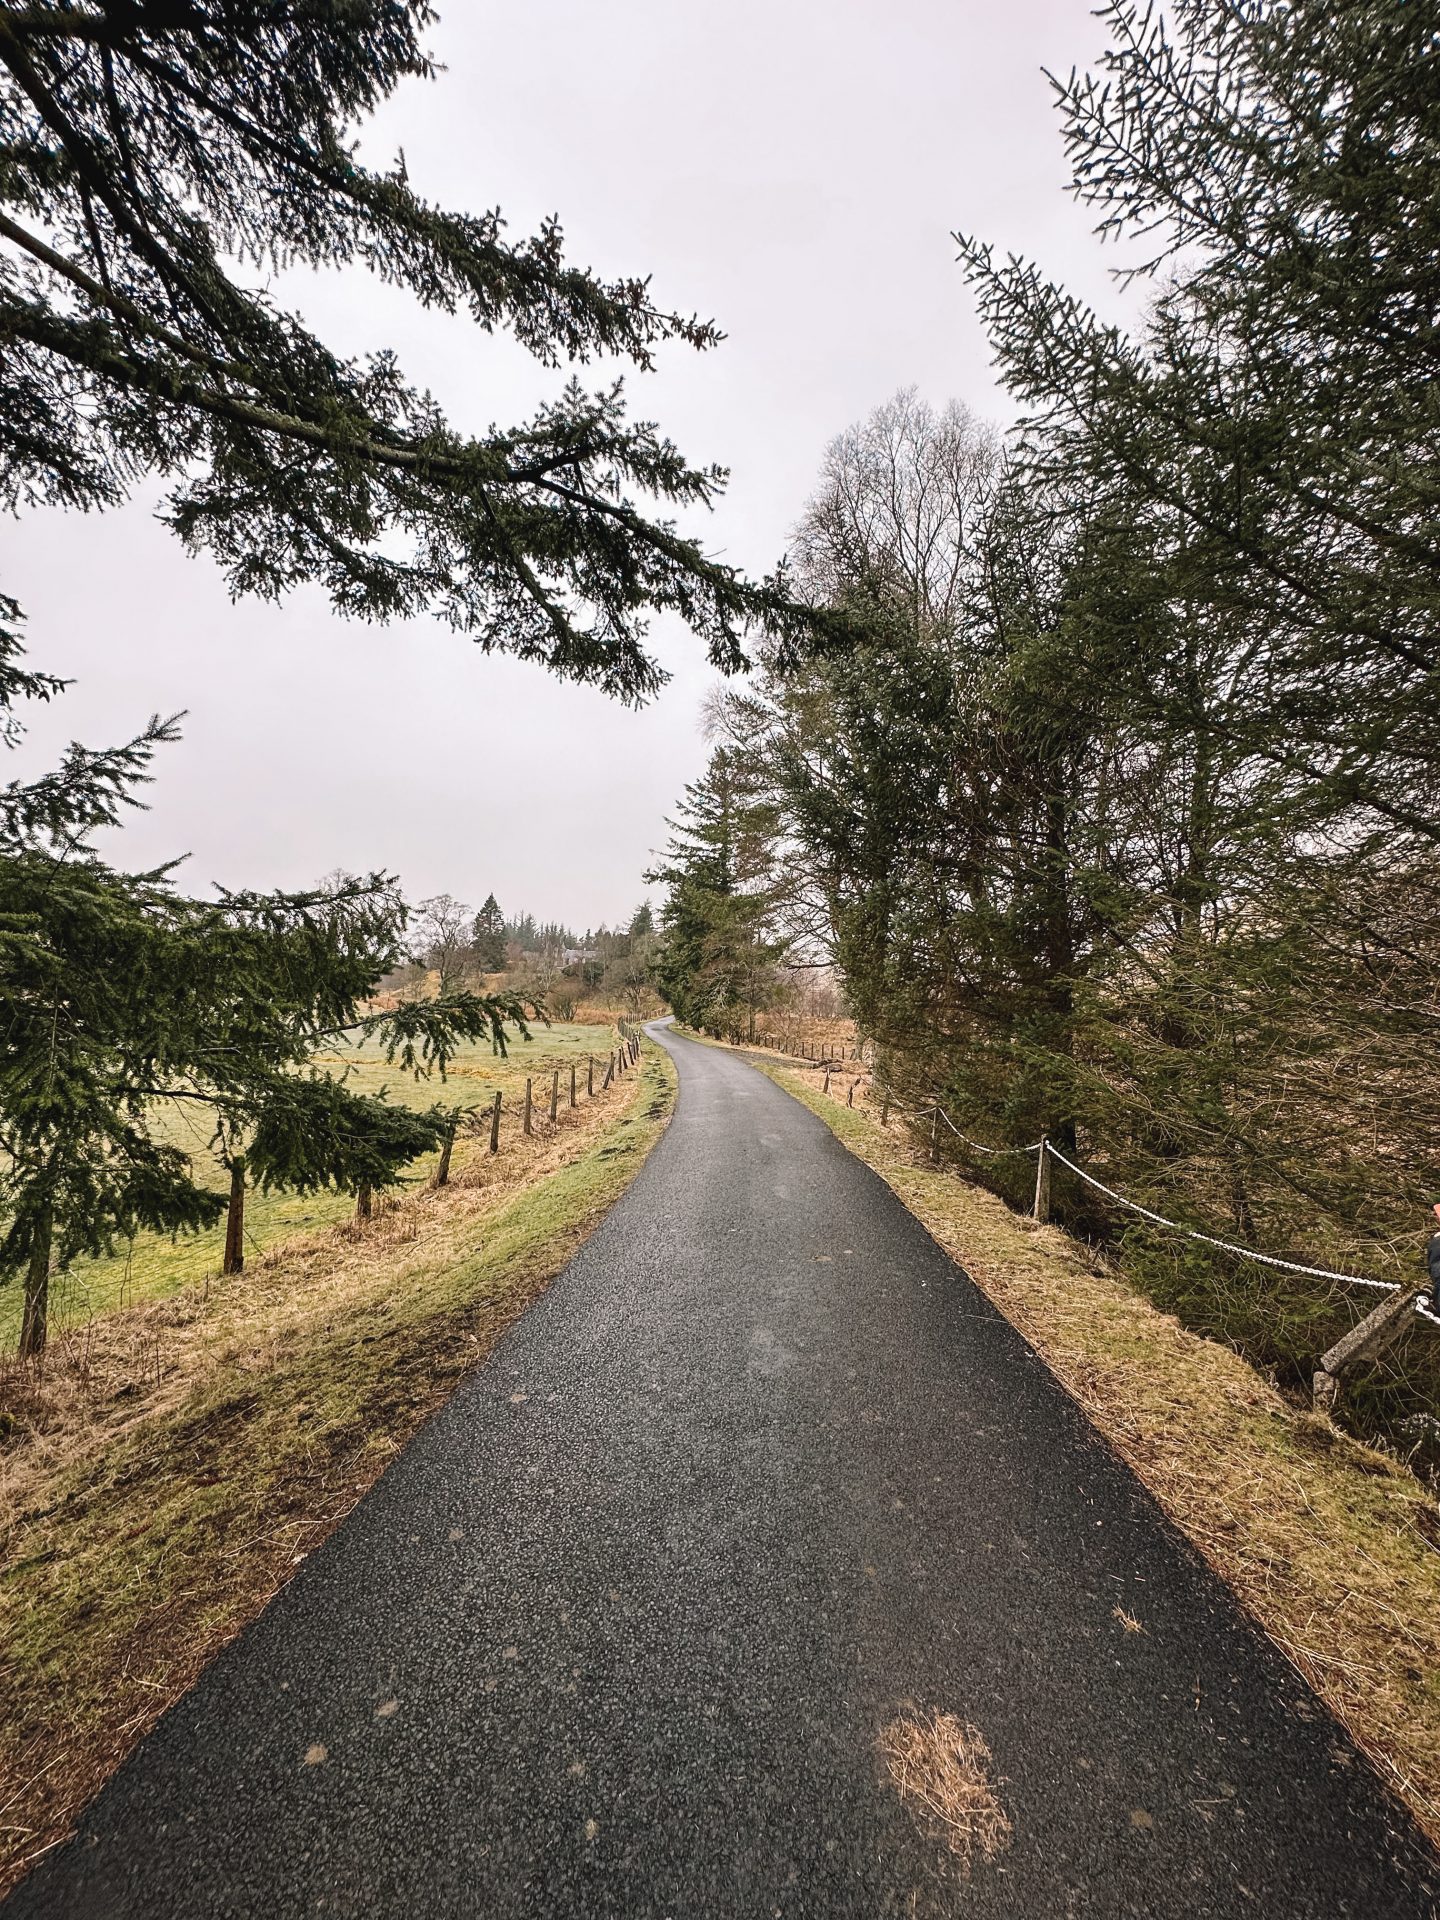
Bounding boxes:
[8,1023,1438,1918]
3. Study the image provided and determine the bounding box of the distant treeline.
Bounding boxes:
[397,894,660,1020]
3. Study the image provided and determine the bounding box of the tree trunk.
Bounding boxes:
[222,1155,246,1275]
[19,1200,53,1361]
[433,1117,457,1188]
[1040,786,1079,1158]
[355,1182,373,1222]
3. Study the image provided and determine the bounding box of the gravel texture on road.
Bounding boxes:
[9,1023,1438,1917]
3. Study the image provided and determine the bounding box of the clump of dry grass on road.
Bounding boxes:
[0,1044,675,1899]
[878,1710,1012,1876]
[762,1059,1440,1854]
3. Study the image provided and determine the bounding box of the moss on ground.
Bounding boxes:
[0,1042,675,1897]
[751,1054,1440,1853]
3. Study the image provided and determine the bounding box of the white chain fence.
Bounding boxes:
[756,1034,1435,1332]
[875,1091,1437,1330]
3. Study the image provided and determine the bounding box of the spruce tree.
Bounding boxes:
[472,894,507,973]
[0,695,530,1356]
[0,1,816,702]
[649,749,788,1040]
[956,0,1440,840]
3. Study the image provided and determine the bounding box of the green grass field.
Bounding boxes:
[0,1021,628,1349]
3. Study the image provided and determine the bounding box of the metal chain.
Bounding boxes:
[864,1079,1428,1313]
[1042,1141,1401,1294]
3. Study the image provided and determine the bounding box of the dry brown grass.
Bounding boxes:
[0,1045,675,1897]
[745,1015,861,1061]
[878,1710,1012,1874]
[755,1059,1440,1852]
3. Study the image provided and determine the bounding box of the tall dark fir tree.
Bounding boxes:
[472,894,508,973]
[650,748,789,1041]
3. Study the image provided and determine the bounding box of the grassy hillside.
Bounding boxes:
[0,1038,674,1895]
[0,1023,631,1349]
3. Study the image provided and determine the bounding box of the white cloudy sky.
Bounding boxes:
[3,0,1131,932]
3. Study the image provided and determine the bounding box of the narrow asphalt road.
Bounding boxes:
[10,1025,1439,1918]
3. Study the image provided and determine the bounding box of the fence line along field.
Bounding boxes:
[0,1024,639,1353]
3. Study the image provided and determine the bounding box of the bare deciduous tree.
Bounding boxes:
[793,388,999,632]
[412,894,473,990]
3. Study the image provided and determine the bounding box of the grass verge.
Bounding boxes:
[0,1040,675,1897]
[746,1052,1440,1851]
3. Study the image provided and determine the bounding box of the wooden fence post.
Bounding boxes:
[550,1069,560,1123]
[1313,1286,1427,1414]
[588,1055,594,1097]
[848,1080,856,1106]
[881,1092,890,1126]
[523,1077,533,1136]
[489,1091,501,1154]
[1033,1139,1051,1222]
[603,1055,614,1090]
[823,1068,831,1095]
[930,1109,940,1164]
[570,1062,577,1108]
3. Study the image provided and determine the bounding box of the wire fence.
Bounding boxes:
[431,1023,645,1183]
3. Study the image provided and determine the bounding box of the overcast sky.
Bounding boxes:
[3,0,1131,933]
